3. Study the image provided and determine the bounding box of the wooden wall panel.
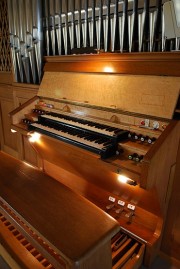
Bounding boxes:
[0,85,18,157]
[22,135,40,167]
[161,140,180,262]
[0,72,13,84]
[0,83,38,161]
[0,99,17,150]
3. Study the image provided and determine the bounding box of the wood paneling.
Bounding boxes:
[0,72,13,84]
[0,82,38,161]
[39,72,180,120]
[141,121,180,199]
[0,84,18,157]
[161,140,180,261]
[0,98,17,150]
[22,135,40,167]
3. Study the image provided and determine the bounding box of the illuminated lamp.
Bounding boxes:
[117,174,137,186]
[28,132,41,143]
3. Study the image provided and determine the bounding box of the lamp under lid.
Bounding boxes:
[28,132,41,143]
[117,174,137,186]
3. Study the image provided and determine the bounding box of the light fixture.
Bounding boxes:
[28,132,41,143]
[11,129,17,133]
[103,66,114,73]
[117,174,137,186]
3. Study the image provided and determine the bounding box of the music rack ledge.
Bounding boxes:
[44,52,180,77]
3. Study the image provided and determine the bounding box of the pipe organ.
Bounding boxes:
[1,0,180,267]
[0,53,179,268]
[7,0,180,84]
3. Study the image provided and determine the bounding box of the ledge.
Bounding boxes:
[44,52,180,77]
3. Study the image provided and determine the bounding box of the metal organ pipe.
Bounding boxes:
[110,0,117,52]
[95,0,102,51]
[88,0,95,47]
[55,0,62,55]
[68,0,75,50]
[7,0,18,82]
[61,0,68,55]
[102,0,109,52]
[75,0,82,49]
[7,0,43,84]
[138,0,148,52]
[7,1,178,81]
[81,0,88,48]
[118,0,127,53]
[49,0,56,56]
[32,0,43,84]
[41,0,171,55]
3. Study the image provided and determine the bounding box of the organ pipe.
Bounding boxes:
[7,0,179,84]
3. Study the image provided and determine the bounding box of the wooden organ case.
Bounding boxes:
[1,53,180,269]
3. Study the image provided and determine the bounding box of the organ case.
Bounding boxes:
[3,53,180,268]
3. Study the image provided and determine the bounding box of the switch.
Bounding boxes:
[126,203,135,223]
[106,196,116,211]
[108,196,116,203]
[127,204,136,211]
[106,203,115,210]
[152,121,159,129]
[118,200,125,206]
[148,137,156,144]
[115,207,124,214]
[126,211,134,223]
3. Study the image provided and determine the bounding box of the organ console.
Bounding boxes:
[1,52,180,269]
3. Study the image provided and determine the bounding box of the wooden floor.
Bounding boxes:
[140,256,179,269]
[0,254,179,269]
[0,256,11,269]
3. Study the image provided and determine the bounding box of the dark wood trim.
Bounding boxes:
[44,52,180,76]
